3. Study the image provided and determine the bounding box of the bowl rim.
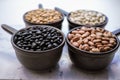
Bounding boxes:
[23,8,64,25]
[67,9,108,27]
[11,25,65,54]
[66,26,120,55]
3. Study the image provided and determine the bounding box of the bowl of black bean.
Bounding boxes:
[1,24,65,70]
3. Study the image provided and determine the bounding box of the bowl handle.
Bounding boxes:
[112,28,120,36]
[1,24,17,35]
[38,3,43,8]
[55,7,69,16]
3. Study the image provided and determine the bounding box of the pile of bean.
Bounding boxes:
[68,27,116,52]
[69,10,106,26]
[14,26,63,51]
[25,9,62,24]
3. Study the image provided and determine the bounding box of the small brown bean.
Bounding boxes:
[72,42,79,47]
[104,46,110,51]
[91,48,100,52]
[97,45,102,48]
[78,30,85,34]
[72,30,79,34]
[79,45,83,49]
[83,39,88,44]
[84,46,90,51]
[109,38,116,44]
[102,41,108,44]
[75,33,81,38]
[90,34,96,38]
[83,44,89,47]
[81,32,90,38]
[96,36,101,39]
[95,43,101,45]
[96,32,102,36]
[102,37,109,41]
[77,40,83,45]
[88,41,94,46]
[68,34,74,40]
[93,39,101,43]
[68,27,116,53]
[72,36,79,42]
[25,9,62,24]
[70,40,73,43]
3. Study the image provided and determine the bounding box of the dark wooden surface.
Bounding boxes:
[0,0,120,80]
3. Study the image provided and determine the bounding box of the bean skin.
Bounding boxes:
[14,26,63,51]
[68,27,116,53]
[25,9,62,24]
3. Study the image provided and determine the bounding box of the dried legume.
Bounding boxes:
[14,26,63,51]
[68,27,116,53]
[69,10,106,26]
[25,9,62,24]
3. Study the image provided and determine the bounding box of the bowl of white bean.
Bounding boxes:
[55,7,108,30]
[66,26,120,70]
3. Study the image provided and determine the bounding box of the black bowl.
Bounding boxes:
[54,7,108,30]
[66,27,120,70]
[67,10,108,30]
[23,9,64,30]
[1,24,65,70]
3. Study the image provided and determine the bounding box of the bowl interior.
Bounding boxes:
[11,25,65,54]
[23,9,64,25]
[66,26,119,55]
[67,10,108,27]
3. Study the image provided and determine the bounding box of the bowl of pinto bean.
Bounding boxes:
[66,26,120,70]
[23,7,64,30]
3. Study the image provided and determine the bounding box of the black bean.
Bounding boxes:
[31,37,36,40]
[14,26,63,51]
[23,42,28,44]
[16,41,21,45]
[44,39,49,43]
[36,46,40,49]
[40,41,45,46]
[14,36,17,41]
[22,32,29,36]
[51,29,55,33]
[48,44,52,49]
[18,44,22,47]
[25,47,30,50]
[36,30,41,34]
[35,39,39,42]
[47,36,51,40]
[47,34,51,37]
[43,34,47,37]
[36,41,41,44]
[45,42,50,46]
[17,37,22,40]
[50,40,54,43]
[53,43,58,47]
[43,47,47,50]
[39,37,43,41]
[28,31,32,34]
[52,36,58,39]
[32,42,37,48]
[51,33,54,37]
